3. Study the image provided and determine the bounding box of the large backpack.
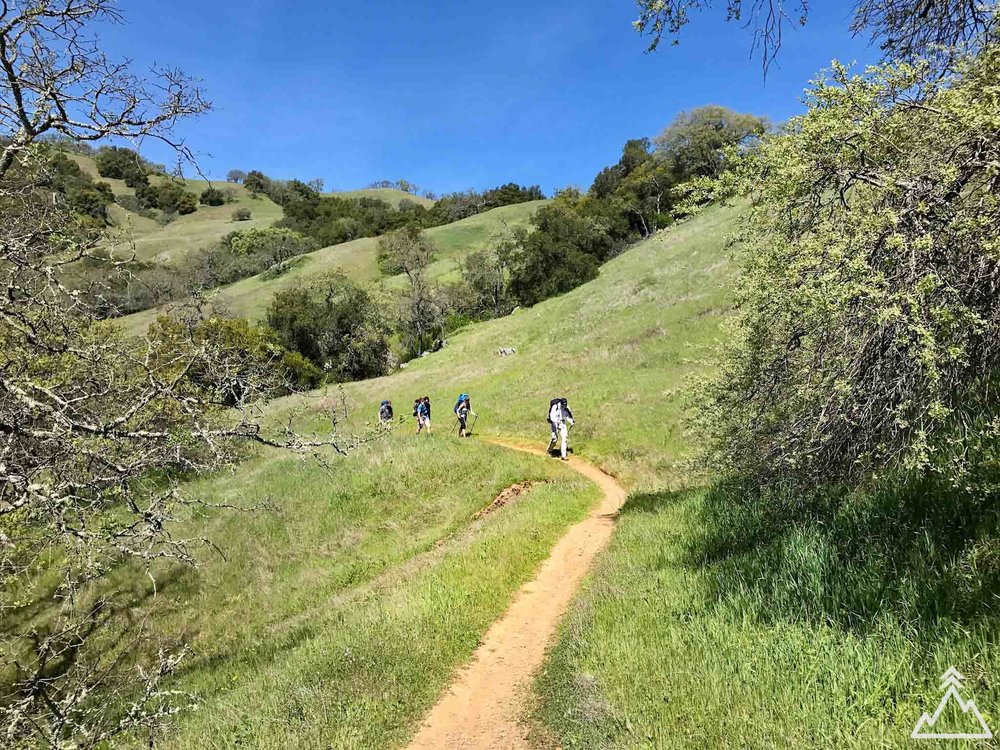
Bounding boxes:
[454,393,469,414]
[548,397,564,425]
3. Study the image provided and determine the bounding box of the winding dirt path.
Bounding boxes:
[405,440,627,750]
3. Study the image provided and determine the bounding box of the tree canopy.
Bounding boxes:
[633,0,997,73]
[703,48,1000,491]
[654,105,767,180]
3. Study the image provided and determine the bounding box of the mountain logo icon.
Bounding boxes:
[911,667,993,740]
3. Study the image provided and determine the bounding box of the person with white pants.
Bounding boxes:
[547,397,575,460]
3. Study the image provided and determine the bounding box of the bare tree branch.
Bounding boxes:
[633,0,997,75]
[0,0,210,178]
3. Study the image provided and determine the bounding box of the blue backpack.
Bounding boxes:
[454,393,469,414]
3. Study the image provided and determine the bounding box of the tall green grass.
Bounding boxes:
[31,196,986,749]
[132,202,740,748]
[119,435,598,749]
[535,476,1000,749]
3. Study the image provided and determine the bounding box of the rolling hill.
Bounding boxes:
[93,197,998,749]
[327,187,436,209]
[67,152,284,264]
[97,201,737,748]
[120,199,547,334]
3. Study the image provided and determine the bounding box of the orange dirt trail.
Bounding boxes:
[404,439,627,750]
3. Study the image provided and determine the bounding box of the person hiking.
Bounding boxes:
[378,399,393,427]
[453,393,477,438]
[547,397,575,460]
[416,396,432,435]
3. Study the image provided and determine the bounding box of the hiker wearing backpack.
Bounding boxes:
[547,397,575,460]
[416,396,432,435]
[378,400,393,427]
[453,393,477,438]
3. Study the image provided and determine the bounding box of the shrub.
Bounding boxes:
[232,207,252,221]
[176,192,197,215]
[115,193,159,220]
[115,194,144,213]
[266,273,391,381]
[94,145,149,186]
[200,186,226,206]
[154,182,195,214]
[703,50,1000,492]
[226,227,317,265]
[66,188,111,220]
[123,171,149,189]
[134,182,159,209]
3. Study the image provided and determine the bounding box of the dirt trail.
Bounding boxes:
[405,440,627,750]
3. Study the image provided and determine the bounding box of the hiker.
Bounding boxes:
[412,398,423,433]
[378,399,393,427]
[547,397,575,460]
[453,393,477,438]
[416,395,432,435]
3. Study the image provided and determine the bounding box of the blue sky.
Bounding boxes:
[97,1,877,194]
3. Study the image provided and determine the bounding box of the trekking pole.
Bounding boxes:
[470,413,478,436]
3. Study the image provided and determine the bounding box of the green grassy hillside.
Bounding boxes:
[328,187,436,208]
[121,199,546,334]
[97,202,736,749]
[98,198,988,749]
[69,152,284,263]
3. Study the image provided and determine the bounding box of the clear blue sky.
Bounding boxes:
[98,1,876,194]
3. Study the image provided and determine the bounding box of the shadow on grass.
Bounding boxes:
[681,474,1000,636]
[1,568,191,695]
[619,488,696,516]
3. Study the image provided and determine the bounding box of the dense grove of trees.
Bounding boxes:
[136,179,198,214]
[43,149,115,224]
[200,186,226,205]
[266,274,392,381]
[228,165,545,247]
[256,105,750,360]
[93,144,208,216]
[272,107,765,359]
[452,105,767,310]
[60,103,765,353]
[176,106,761,351]
[94,144,158,186]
